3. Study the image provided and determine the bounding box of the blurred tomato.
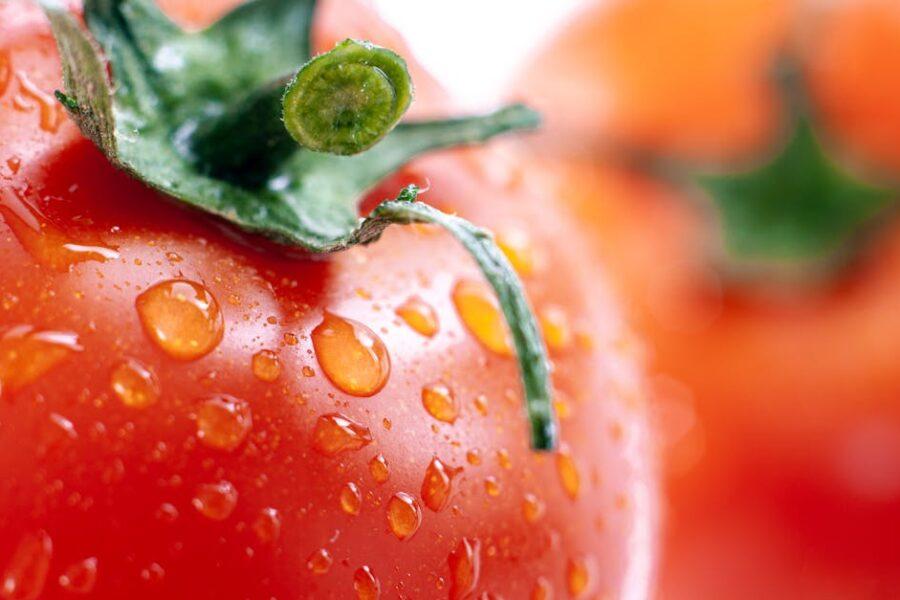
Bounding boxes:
[516,0,900,598]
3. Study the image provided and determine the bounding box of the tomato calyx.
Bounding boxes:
[694,60,897,280]
[38,0,556,449]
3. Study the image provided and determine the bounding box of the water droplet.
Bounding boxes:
[135,280,224,361]
[47,413,77,442]
[340,482,362,516]
[466,449,482,466]
[540,305,572,352]
[16,72,64,133]
[522,493,545,523]
[155,503,179,524]
[473,395,489,416]
[139,562,165,584]
[531,577,552,600]
[395,296,439,337]
[312,312,390,397]
[368,454,390,484]
[1,530,52,600]
[252,507,281,544]
[421,457,459,512]
[312,414,373,457]
[282,332,298,346]
[452,279,512,356]
[554,396,572,421]
[192,480,238,520]
[6,157,21,175]
[556,446,581,500]
[497,228,537,277]
[386,492,422,540]
[421,382,459,423]
[301,365,315,377]
[448,537,481,600]
[110,359,160,408]
[0,52,10,97]
[0,326,81,397]
[57,557,97,594]
[484,476,501,497]
[353,566,380,600]
[306,548,332,575]
[0,190,117,270]
[251,350,281,382]
[566,556,594,597]
[196,395,252,452]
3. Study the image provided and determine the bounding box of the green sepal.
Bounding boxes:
[39,0,541,250]
[698,119,896,276]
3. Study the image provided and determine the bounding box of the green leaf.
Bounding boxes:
[41,0,541,249]
[699,119,895,274]
[39,0,555,449]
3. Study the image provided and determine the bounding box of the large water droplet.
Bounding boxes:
[135,280,224,361]
[340,482,362,516]
[312,313,390,396]
[110,359,160,408]
[448,537,481,600]
[0,326,81,398]
[353,566,380,600]
[421,382,459,424]
[1,530,52,600]
[251,350,281,382]
[312,414,373,457]
[421,457,459,512]
[192,480,238,520]
[395,296,439,337]
[196,395,252,452]
[452,280,512,356]
[386,492,422,540]
[57,557,97,594]
[0,188,117,270]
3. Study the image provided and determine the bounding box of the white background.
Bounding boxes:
[371,0,584,109]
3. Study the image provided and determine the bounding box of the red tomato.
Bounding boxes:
[516,0,900,598]
[0,1,658,598]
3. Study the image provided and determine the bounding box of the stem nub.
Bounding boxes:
[283,39,413,156]
[191,39,413,181]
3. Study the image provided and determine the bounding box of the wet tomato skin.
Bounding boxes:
[0,1,657,598]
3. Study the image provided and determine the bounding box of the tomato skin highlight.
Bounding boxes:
[0,1,658,598]
[516,0,900,597]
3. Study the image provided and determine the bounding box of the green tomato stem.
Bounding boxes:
[283,39,413,155]
[358,187,558,451]
[190,39,412,182]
